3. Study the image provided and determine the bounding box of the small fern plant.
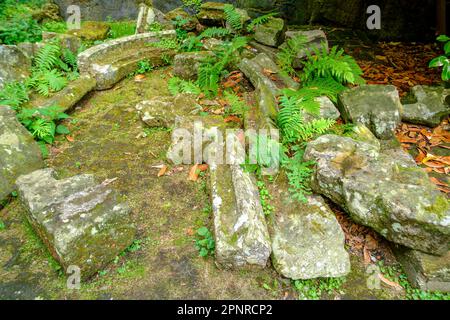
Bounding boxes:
[247,12,278,33]
[277,34,308,76]
[200,27,231,39]
[303,44,365,85]
[224,4,243,32]
[168,77,202,95]
[0,81,29,110]
[16,105,70,157]
[223,91,249,116]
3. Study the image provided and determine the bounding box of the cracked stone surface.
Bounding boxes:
[15,168,136,279]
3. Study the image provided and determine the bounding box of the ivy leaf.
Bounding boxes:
[437,35,450,42]
[197,227,209,237]
[56,124,70,135]
[429,56,447,68]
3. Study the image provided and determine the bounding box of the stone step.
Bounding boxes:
[210,164,271,269]
[15,169,136,280]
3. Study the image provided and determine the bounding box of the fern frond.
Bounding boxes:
[0,81,29,110]
[224,4,243,31]
[224,91,249,116]
[247,13,278,32]
[33,42,61,71]
[277,34,308,76]
[168,77,201,96]
[200,27,231,39]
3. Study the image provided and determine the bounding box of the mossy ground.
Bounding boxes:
[0,69,280,300]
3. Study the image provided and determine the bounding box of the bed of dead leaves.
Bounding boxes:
[396,120,450,194]
[354,42,442,97]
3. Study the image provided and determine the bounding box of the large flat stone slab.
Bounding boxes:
[338,85,402,139]
[211,164,271,268]
[304,130,450,255]
[402,85,450,127]
[271,185,350,280]
[136,94,200,128]
[15,169,136,279]
[0,107,44,202]
[254,17,286,47]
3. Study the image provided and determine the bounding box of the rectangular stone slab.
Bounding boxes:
[16,169,136,280]
[210,164,271,268]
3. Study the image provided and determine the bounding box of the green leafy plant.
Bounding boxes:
[429,35,450,81]
[147,22,164,32]
[200,27,232,39]
[197,36,248,97]
[247,12,278,33]
[223,91,249,116]
[277,34,308,76]
[302,44,365,85]
[0,81,29,110]
[257,180,274,216]
[107,21,136,39]
[41,21,67,34]
[182,0,203,14]
[224,4,243,32]
[195,226,215,257]
[293,277,346,300]
[133,59,154,75]
[168,77,202,95]
[0,219,5,231]
[16,105,70,157]
[180,35,204,52]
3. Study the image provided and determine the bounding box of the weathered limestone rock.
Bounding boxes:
[166,8,198,31]
[15,169,136,279]
[338,85,402,140]
[211,164,271,268]
[167,115,237,165]
[202,38,225,51]
[304,130,450,255]
[248,41,278,62]
[0,107,44,202]
[280,30,328,68]
[42,32,81,54]
[197,2,226,26]
[402,85,450,127]
[394,246,450,292]
[68,22,111,41]
[239,53,299,120]
[135,3,171,34]
[78,31,176,90]
[0,45,31,89]
[225,8,251,32]
[54,0,151,21]
[40,75,97,113]
[136,94,200,128]
[254,17,286,47]
[304,96,341,122]
[173,51,215,80]
[271,189,350,280]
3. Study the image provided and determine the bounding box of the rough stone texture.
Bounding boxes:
[0,107,44,202]
[338,85,402,140]
[42,32,81,54]
[165,7,198,31]
[280,30,328,68]
[248,41,278,62]
[304,96,340,122]
[136,3,171,34]
[67,21,111,41]
[78,31,176,90]
[0,45,31,89]
[135,94,200,127]
[239,53,299,121]
[211,164,271,268]
[166,115,237,165]
[254,17,286,47]
[402,85,450,127]
[271,191,350,280]
[304,131,450,255]
[40,75,97,113]
[173,51,215,80]
[15,169,136,280]
[54,0,153,21]
[394,246,450,292]
[197,2,226,26]
[16,42,45,60]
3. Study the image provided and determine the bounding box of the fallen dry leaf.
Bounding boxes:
[158,165,168,177]
[188,164,199,182]
[378,274,403,291]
